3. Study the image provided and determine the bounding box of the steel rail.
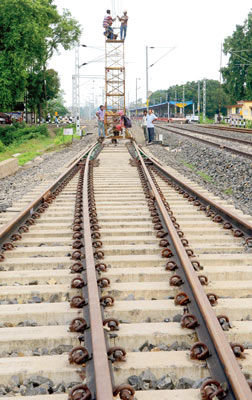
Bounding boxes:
[204,124,252,135]
[134,141,252,400]
[166,124,252,146]
[156,124,252,159]
[83,145,114,399]
[139,146,252,237]
[0,142,97,247]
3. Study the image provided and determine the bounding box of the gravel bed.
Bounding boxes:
[151,126,252,216]
[128,370,212,390]
[0,129,96,212]
[0,344,73,358]
[156,124,252,156]
[0,376,80,396]
[172,123,252,143]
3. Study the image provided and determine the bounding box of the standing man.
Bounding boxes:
[146,109,157,144]
[141,110,148,142]
[117,10,128,40]
[96,105,105,138]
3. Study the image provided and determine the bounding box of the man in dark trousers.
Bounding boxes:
[146,109,157,144]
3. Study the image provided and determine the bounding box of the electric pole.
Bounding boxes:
[203,78,206,122]
[146,46,149,110]
[198,81,200,122]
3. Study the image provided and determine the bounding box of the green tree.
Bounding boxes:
[0,0,81,110]
[48,91,69,117]
[222,11,252,101]
[149,80,231,117]
[26,68,60,118]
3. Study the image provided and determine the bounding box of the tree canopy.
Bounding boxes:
[222,11,252,102]
[48,91,69,117]
[0,0,81,112]
[149,80,231,117]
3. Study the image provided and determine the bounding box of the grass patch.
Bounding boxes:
[200,115,214,124]
[181,160,212,182]
[223,187,233,196]
[17,151,41,165]
[197,171,212,182]
[0,124,82,165]
[183,162,195,170]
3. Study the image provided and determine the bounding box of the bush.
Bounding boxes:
[0,140,5,153]
[245,120,252,129]
[0,124,49,146]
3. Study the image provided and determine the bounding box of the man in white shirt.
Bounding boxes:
[141,110,148,142]
[96,105,105,137]
[146,109,157,144]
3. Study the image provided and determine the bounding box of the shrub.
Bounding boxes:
[0,140,5,153]
[0,124,49,146]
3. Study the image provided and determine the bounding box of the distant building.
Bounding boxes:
[226,100,252,120]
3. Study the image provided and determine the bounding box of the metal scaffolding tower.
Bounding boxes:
[105,39,125,137]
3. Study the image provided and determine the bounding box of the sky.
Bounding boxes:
[49,0,252,107]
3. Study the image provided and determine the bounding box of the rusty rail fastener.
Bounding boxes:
[68,384,91,400]
[200,379,226,400]
[97,277,110,288]
[198,275,208,285]
[207,293,218,306]
[69,317,88,333]
[174,292,190,306]
[161,248,173,258]
[71,277,86,289]
[230,343,245,358]
[69,346,90,364]
[113,385,135,400]
[108,347,126,362]
[95,263,107,272]
[103,318,119,331]
[70,296,86,308]
[165,261,178,271]
[181,313,199,329]
[70,262,84,273]
[100,295,114,307]
[169,274,183,287]
[190,342,210,360]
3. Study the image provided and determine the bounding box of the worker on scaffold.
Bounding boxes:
[117,10,128,40]
[103,10,117,40]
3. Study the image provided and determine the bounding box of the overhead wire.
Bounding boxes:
[149,47,176,68]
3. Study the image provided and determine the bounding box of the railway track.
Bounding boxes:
[156,124,252,159]
[0,137,252,399]
[204,124,252,135]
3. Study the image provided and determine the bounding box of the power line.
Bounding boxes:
[149,47,176,68]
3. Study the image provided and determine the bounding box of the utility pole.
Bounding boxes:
[146,46,149,110]
[175,90,177,115]
[167,89,170,122]
[203,78,206,122]
[136,78,141,116]
[219,43,223,84]
[198,81,200,123]
[75,45,81,135]
[219,43,223,119]
[182,85,185,117]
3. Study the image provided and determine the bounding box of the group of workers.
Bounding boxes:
[103,9,128,40]
[96,104,126,146]
[96,105,158,145]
